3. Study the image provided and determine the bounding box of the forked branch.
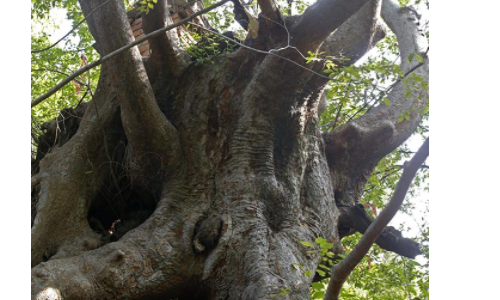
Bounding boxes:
[85,0,183,188]
[324,138,429,300]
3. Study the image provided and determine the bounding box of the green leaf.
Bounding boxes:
[416,53,424,63]
[312,291,326,299]
[300,241,314,247]
[407,53,415,63]
[311,282,323,290]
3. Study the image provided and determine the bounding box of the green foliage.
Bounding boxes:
[184,30,239,64]
[319,52,404,131]
[31,0,101,154]
[137,0,158,14]
[297,238,336,279]
[334,230,429,300]
[204,0,241,32]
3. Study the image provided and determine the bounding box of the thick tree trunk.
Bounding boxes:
[31,0,428,299]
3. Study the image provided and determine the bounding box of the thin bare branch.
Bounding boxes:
[325,138,429,300]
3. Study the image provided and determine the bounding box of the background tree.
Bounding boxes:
[31,0,429,299]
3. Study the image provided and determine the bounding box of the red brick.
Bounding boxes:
[132,21,142,32]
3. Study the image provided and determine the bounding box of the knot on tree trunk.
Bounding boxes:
[193,215,223,253]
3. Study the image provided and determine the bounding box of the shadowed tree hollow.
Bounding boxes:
[31,0,429,299]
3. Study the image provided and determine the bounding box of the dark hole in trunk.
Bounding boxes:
[88,177,157,245]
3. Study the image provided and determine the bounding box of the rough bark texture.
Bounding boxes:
[31,0,428,299]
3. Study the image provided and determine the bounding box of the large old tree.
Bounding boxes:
[31,0,429,299]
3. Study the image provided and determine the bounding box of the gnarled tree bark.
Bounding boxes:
[31,0,429,299]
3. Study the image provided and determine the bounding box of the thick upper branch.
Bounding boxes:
[290,0,371,52]
[141,0,191,77]
[302,0,386,107]
[338,205,421,258]
[231,0,250,30]
[258,0,280,24]
[318,0,384,71]
[81,0,183,187]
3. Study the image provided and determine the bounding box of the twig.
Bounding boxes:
[31,68,88,87]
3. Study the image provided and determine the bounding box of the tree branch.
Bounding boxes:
[324,0,429,170]
[231,0,250,30]
[318,0,384,70]
[141,0,191,78]
[301,0,386,113]
[290,0,371,52]
[338,205,422,258]
[258,0,280,24]
[31,0,232,108]
[325,138,429,300]
[86,0,183,189]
